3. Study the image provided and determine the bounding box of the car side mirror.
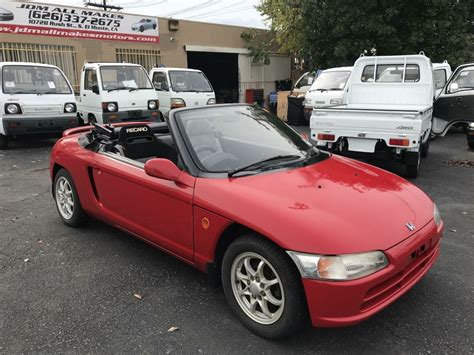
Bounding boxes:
[144,158,181,181]
[449,82,459,93]
[91,84,100,95]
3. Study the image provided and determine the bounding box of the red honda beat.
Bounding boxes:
[50,104,444,339]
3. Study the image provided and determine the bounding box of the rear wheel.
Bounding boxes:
[406,151,421,178]
[54,169,87,227]
[420,138,430,158]
[221,235,307,339]
[0,134,9,150]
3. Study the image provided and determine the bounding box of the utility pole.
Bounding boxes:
[83,0,123,11]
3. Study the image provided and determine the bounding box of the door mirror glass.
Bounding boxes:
[91,84,100,95]
[144,158,180,181]
[449,82,459,93]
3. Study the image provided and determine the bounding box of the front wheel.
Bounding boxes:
[221,235,307,339]
[0,134,9,149]
[420,138,430,158]
[54,169,87,227]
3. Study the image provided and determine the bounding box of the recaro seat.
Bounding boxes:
[117,124,177,164]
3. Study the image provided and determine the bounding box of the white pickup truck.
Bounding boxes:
[311,54,435,178]
[77,62,161,124]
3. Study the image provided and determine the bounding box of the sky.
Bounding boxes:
[29,0,267,28]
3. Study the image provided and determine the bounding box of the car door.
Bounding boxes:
[433,63,474,135]
[81,68,100,119]
[152,71,171,113]
[90,153,195,262]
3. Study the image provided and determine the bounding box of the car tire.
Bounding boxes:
[221,234,308,339]
[429,130,437,141]
[420,138,430,158]
[153,24,157,30]
[140,25,144,32]
[468,139,474,150]
[406,151,421,178]
[54,169,87,227]
[0,134,9,150]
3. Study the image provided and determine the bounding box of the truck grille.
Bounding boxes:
[22,105,63,115]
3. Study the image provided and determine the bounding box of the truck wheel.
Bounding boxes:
[406,151,421,178]
[0,134,9,150]
[420,138,430,158]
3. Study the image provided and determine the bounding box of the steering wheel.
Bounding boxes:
[195,145,218,155]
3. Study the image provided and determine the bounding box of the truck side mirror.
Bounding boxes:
[91,84,100,95]
[449,82,459,93]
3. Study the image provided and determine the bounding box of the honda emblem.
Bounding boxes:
[405,222,416,231]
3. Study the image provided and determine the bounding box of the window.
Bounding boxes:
[295,72,315,89]
[451,67,474,90]
[434,69,447,90]
[169,71,213,92]
[0,42,78,91]
[2,65,72,94]
[100,65,153,91]
[84,69,98,91]
[115,48,161,72]
[361,64,420,82]
[309,70,351,91]
[152,72,169,91]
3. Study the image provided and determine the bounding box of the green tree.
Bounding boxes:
[258,0,473,69]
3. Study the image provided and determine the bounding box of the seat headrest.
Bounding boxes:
[118,124,154,143]
[186,119,213,136]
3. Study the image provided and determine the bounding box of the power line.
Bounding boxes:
[84,0,123,11]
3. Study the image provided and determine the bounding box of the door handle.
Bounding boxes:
[456,97,463,102]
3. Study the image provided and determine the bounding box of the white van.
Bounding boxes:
[0,62,77,149]
[303,66,352,120]
[149,67,215,115]
[77,62,161,124]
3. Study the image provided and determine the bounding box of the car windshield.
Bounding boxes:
[295,72,316,89]
[309,70,351,91]
[100,65,153,91]
[176,105,323,174]
[452,66,474,89]
[2,65,72,94]
[169,71,213,92]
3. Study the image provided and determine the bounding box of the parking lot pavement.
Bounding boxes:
[1,132,473,354]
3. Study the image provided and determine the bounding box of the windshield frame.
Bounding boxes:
[171,104,328,178]
[169,70,213,93]
[99,65,153,91]
[1,64,73,95]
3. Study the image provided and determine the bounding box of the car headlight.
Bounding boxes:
[469,122,474,129]
[5,103,21,114]
[207,98,216,105]
[433,204,442,227]
[330,98,343,105]
[287,250,388,281]
[148,100,158,110]
[102,102,118,112]
[64,103,76,113]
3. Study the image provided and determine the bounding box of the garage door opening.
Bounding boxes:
[187,51,239,103]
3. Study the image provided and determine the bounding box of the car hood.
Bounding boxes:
[194,155,434,254]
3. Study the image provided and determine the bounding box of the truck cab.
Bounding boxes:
[149,67,215,115]
[311,54,435,178]
[77,62,160,125]
[0,62,77,149]
[433,61,452,98]
[303,66,352,120]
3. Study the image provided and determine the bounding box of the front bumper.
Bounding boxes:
[102,109,161,124]
[2,114,78,136]
[303,219,443,327]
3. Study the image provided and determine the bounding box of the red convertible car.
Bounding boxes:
[50,104,444,338]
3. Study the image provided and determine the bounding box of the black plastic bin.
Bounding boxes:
[286,96,306,126]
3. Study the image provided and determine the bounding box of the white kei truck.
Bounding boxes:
[311,54,435,178]
[0,62,77,149]
[149,67,216,115]
[77,62,161,125]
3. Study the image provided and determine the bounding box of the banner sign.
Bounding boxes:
[0,1,159,43]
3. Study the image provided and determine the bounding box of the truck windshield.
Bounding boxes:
[309,70,351,91]
[169,71,213,93]
[2,65,72,94]
[100,65,153,91]
[295,72,316,89]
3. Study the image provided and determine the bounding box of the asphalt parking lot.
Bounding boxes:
[1,129,473,353]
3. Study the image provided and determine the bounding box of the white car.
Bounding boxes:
[0,62,77,149]
[131,18,157,32]
[77,62,161,124]
[311,54,436,178]
[149,67,216,115]
[303,66,352,120]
